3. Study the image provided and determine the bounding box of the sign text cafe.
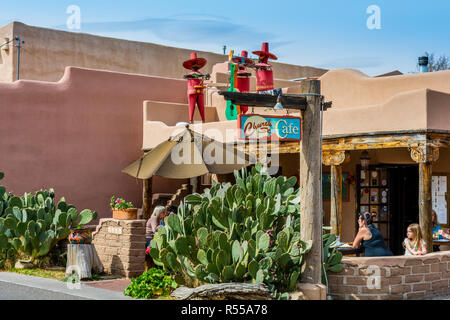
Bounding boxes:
[238,114,302,141]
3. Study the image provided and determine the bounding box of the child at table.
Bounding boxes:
[432,210,450,239]
[403,223,427,255]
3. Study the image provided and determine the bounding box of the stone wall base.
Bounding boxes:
[328,251,450,300]
[92,218,146,278]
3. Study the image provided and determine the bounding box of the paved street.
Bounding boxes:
[0,280,87,300]
[422,294,450,300]
[0,272,133,300]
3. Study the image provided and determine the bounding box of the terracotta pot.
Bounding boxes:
[113,208,138,220]
[68,228,92,244]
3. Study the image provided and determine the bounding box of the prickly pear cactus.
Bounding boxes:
[149,163,311,299]
[322,227,344,284]
[0,170,98,264]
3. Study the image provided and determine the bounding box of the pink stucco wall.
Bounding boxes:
[0,66,187,220]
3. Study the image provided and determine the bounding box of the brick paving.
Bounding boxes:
[84,279,131,292]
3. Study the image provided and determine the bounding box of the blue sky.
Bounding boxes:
[1,0,449,76]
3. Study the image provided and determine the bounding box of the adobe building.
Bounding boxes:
[141,67,450,256]
[0,22,326,83]
[1,21,450,259]
[0,22,326,222]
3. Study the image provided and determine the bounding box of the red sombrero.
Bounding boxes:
[232,50,255,66]
[255,62,271,68]
[183,52,207,70]
[252,42,278,61]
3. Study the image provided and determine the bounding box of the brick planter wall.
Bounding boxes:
[328,251,450,300]
[92,218,146,278]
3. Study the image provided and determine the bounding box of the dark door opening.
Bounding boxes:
[388,165,419,255]
[356,164,419,255]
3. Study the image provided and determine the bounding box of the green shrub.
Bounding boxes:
[124,268,178,299]
[149,164,311,299]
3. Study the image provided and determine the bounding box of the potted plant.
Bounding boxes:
[68,209,98,244]
[110,195,137,220]
[68,226,92,244]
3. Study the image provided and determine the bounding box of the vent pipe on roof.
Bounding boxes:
[418,56,429,73]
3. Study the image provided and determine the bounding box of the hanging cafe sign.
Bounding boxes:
[238,114,302,141]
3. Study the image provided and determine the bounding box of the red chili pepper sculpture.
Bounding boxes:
[252,42,278,92]
[182,52,210,123]
[232,50,253,114]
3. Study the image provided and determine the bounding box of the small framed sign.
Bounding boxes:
[238,114,301,141]
[108,226,123,235]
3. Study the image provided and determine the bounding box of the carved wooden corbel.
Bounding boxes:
[409,144,439,163]
[322,150,350,166]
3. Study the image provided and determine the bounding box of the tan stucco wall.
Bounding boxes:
[1,21,327,83]
[320,68,450,109]
[322,88,450,137]
[0,66,188,221]
[0,23,14,82]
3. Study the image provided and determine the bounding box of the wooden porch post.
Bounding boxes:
[143,177,153,219]
[299,80,322,284]
[419,163,432,251]
[410,145,439,253]
[323,151,349,237]
[331,165,342,236]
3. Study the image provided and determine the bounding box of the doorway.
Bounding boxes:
[356,164,419,255]
[388,165,419,255]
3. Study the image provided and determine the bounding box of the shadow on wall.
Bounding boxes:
[111,255,124,277]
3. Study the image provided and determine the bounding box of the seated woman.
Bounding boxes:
[145,206,166,248]
[353,212,393,257]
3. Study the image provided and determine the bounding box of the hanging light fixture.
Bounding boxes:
[175,122,189,127]
[273,95,284,111]
[360,150,371,170]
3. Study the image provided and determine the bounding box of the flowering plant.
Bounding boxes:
[110,195,133,210]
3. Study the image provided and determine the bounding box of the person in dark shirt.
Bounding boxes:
[353,212,393,257]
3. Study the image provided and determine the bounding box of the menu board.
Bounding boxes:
[432,176,447,224]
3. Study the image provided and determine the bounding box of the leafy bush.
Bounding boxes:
[149,164,311,299]
[124,268,178,299]
[110,195,133,210]
[0,171,97,267]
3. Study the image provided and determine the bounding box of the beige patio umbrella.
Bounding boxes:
[122,127,253,179]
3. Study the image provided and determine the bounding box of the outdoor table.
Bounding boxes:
[337,246,364,257]
[432,239,450,248]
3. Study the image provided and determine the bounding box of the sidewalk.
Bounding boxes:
[84,279,131,292]
[0,272,133,300]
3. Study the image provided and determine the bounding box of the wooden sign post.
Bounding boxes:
[299,80,323,284]
[219,84,327,285]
